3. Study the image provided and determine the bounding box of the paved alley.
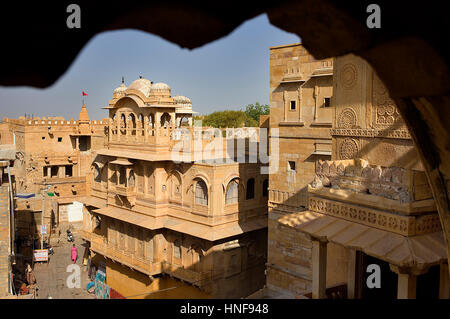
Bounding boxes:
[32,229,94,299]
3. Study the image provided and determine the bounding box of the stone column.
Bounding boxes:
[125,112,130,140]
[311,239,327,299]
[390,265,422,299]
[440,263,450,299]
[347,249,363,299]
[144,116,148,142]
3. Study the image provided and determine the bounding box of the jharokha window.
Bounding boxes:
[93,164,101,183]
[128,170,136,187]
[246,178,255,200]
[195,180,208,206]
[225,179,239,205]
[173,239,181,259]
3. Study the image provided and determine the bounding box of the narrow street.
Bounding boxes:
[32,229,94,299]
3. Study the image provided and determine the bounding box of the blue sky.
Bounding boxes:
[0,14,299,120]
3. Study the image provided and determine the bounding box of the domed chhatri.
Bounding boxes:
[150,82,170,91]
[113,83,127,97]
[127,77,152,96]
[173,95,192,107]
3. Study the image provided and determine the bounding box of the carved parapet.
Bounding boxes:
[308,195,441,236]
[311,159,431,203]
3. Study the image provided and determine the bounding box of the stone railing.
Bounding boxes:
[81,230,162,276]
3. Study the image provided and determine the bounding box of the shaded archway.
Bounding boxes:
[2,1,450,269]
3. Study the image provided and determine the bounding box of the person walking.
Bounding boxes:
[71,244,78,264]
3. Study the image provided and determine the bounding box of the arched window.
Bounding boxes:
[93,164,101,183]
[225,179,239,205]
[160,112,171,128]
[173,239,181,259]
[119,166,127,185]
[246,178,255,200]
[195,180,208,206]
[262,179,269,197]
[128,170,136,187]
[129,113,136,135]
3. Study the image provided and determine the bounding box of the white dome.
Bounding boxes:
[113,83,127,94]
[151,82,170,91]
[173,95,192,107]
[128,78,152,96]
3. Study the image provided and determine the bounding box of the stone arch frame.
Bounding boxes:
[6,1,450,273]
[120,113,127,134]
[190,175,209,207]
[166,169,183,200]
[160,112,171,128]
[128,113,137,135]
[225,178,240,205]
[138,113,144,136]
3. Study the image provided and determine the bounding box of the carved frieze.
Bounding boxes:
[330,128,411,139]
[308,195,440,236]
[372,73,405,129]
[339,63,358,90]
[339,138,359,160]
[337,108,357,129]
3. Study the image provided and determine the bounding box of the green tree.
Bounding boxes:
[244,102,269,125]
[202,110,248,128]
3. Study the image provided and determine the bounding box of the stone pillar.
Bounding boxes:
[347,249,363,299]
[311,239,327,299]
[144,116,148,142]
[390,265,420,299]
[440,263,450,299]
[397,273,417,299]
[125,112,130,139]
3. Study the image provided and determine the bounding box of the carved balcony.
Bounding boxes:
[114,185,136,206]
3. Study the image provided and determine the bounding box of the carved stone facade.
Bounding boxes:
[263,49,449,299]
[0,107,108,247]
[81,78,268,298]
[265,43,335,298]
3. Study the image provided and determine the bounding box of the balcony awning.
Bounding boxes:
[78,196,107,208]
[93,206,157,229]
[109,158,134,166]
[278,210,447,271]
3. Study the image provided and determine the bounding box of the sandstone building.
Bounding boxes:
[80,78,268,298]
[265,43,334,297]
[264,45,449,299]
[0,107,107,280]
